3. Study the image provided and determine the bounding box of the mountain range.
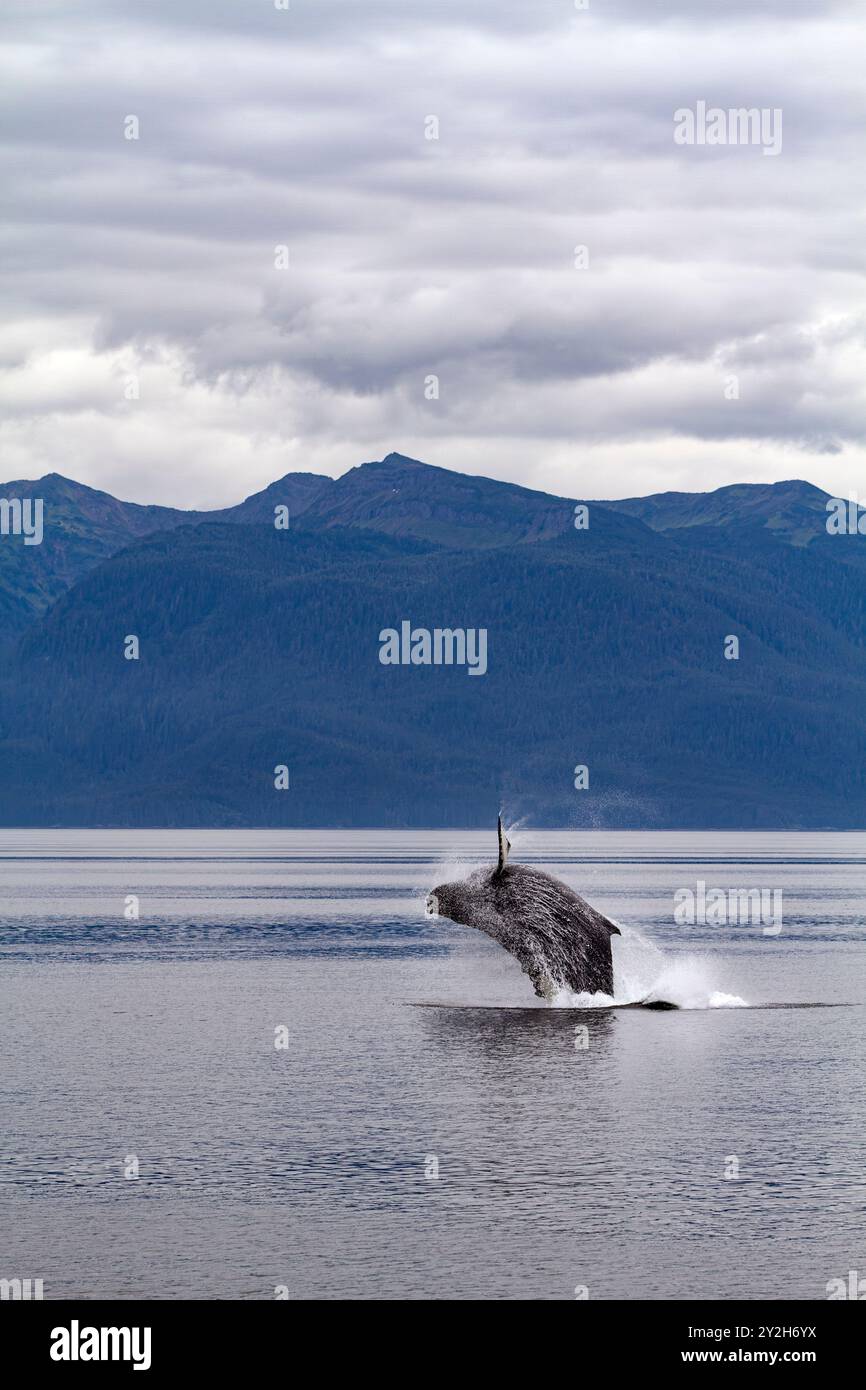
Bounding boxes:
[1,453,864,828]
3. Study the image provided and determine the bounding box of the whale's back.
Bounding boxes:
[430,821,622,1000]
[485,863,620,998]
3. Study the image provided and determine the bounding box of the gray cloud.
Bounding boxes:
[0,0,864,506]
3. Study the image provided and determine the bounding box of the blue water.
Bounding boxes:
[0,830,864,1299]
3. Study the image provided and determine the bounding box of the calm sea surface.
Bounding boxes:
[1,830,864,1300]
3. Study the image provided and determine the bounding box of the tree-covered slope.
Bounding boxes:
[2,481,864,827]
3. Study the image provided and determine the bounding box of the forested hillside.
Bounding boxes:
[1,456,864,827]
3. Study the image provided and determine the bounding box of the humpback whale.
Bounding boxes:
[427,819,621,999]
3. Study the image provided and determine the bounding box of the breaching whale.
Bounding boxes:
[427,819,622,1000]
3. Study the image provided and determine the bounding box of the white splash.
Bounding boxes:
[550,927,748,1010]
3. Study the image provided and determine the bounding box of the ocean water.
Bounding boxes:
[0,829,864,1301]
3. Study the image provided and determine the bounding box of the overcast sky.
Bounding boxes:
[1,0,864,507]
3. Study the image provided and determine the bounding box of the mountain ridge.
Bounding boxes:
[1,453,842,631]
[1,454,864,829]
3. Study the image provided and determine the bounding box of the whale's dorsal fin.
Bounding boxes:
[497,815,511,872]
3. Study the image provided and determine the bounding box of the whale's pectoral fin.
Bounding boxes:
[592,905,621,937]
[497,815,511,873]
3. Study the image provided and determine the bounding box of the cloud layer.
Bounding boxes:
[1,0,864,506]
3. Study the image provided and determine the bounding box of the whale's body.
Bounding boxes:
[428,821,620,999]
